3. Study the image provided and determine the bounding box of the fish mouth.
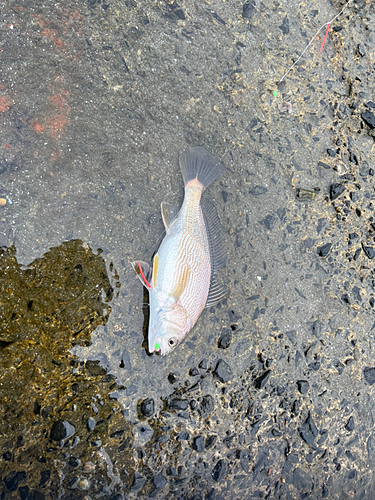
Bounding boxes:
[149,338,162,355]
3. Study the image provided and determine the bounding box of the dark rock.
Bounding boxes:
[39,470,50,487]
[317,243,331,257]
[330,183,345,200]
[152,472,167,489]
[254,370,271,389]
[318,161,330,169]
[327,148,336,158]
[293,467,312,491]
[348,469,358,480]
[362,244,375,259]
[364,367,375,385]
[50,420,76,441]
[367,435,375,459]
[213,359,233,383]
[3,450,13,461]
[279,15,289,34]
[286,453,299,464]
[261,214,276,230]
[242,1,255,19]
[87,417,96,432]
[193,435,205,452]
[168,398,189,411]
[345,416,354,431]
[198,358,208,370]
[299,413,318,444]
[205,434,217,449]
[297,380,309,394]
[189,367,199,376]
[131,472,146,491]
[110,495,123,500]
[362,110,375,128]
[177,431,189,441]
[140,398,154,417]
[85,360,107,376]
[212,458,228,482]
[322,483,329,498]
[68,456,81,468]
[296,188,316,201]
[199,395,214,416]
[253,451,268,476]
[206,489,216,500]
[19,486,29,500]
[16,435,25,448]
[222,191,228,203]
[285,330,296,343]
[68,477,79,489]
[218,328,232,349]
[249,185,268,195]
[349,153,359,165]
[4,470,27,491]
[168,467,177,476]
[168,372,179,384]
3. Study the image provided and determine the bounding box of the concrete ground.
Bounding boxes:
[1,0,375,498]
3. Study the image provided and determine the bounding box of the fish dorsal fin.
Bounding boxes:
[205,277,228,308]
[161,201,179,230]
[131,261,152,289]
[201,198,228,308]
[201,199,226,274]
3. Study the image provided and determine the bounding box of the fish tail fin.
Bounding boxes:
[179,146,225,191]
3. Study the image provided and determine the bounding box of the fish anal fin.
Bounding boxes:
[161,202,179,230]
[131,261,152,289]
[201,199,226,275]
[205,276,228,308]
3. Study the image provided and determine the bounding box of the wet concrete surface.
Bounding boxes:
[1,0,375,498]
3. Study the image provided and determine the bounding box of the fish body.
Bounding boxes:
[133,147,227,355]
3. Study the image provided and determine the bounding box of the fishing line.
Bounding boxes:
[278,0,352,84]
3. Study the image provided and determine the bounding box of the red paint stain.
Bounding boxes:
[32,122,44,134]
[3,144,10,150]
[46,92,70,139]
[41,28,63,50]
[0,95,12,112]
[46,114,68,140]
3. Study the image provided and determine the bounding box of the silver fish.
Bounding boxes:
[133,146,227,355]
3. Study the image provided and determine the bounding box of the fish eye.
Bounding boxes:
[168,338,176,347]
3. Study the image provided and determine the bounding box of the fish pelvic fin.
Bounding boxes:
[131,261,152,289]
[179,146,225,192]
[161,201,179,230]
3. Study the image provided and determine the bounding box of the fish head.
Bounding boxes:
[148,299,191,356]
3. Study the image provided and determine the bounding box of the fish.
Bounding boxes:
[132,146,227,356]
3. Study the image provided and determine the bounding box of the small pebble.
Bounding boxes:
[77,477,90,491]
[83,462,95,474]
[0,198,6,207]
[140,398,154,417]
[86,417,96,432]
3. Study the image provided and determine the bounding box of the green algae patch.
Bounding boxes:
[0,240,133,496]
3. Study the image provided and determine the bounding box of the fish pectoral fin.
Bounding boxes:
[131,261,152,289]
[161,201,180,230]
[205,276,228,308]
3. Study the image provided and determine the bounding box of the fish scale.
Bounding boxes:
[133,146,227,355]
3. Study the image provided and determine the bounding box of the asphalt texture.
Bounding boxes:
[0,0,375,498]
